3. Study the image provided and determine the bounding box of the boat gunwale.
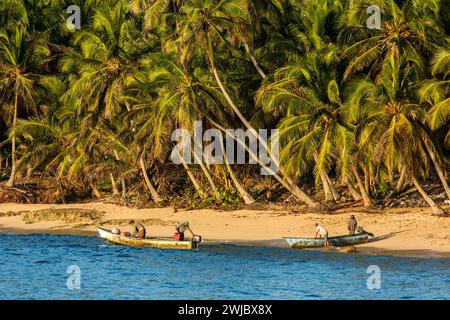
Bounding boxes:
[97,227,193,249]
[283,233,369,248]
[283,233,369,241]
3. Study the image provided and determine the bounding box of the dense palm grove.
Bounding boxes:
[0,0,449,213]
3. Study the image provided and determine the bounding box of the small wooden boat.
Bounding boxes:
[284,233,369,249]
[97,227,199,250]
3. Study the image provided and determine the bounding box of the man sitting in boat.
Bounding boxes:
[174,221,193,241]
[348,215,357,235]
[314,223,330,249]
[129,220,146,239]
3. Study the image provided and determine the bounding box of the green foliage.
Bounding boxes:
[0,0,449,207]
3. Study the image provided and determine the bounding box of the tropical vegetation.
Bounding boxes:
[0,0,449,214]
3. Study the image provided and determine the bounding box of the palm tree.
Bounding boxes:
[59,2,165,202]
[347,52,447,215]
[0,24,49,186]
[419,44,450,199]
[169,0,320,206]
[60,2,158,120]
[257,45,347,202]
[339,0,444,81]
[0,0,28,30]
[1,0,449,210]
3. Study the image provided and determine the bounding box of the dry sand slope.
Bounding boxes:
[0,202,449,258]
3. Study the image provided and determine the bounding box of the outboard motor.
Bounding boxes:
[191,235,202,249]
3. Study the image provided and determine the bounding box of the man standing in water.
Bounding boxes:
[314,223,330,249]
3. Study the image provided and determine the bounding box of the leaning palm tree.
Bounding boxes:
[257,45,347,202]
[0,25,49,186]
[167,0,319,206]
[347,53,447,215]
[60,2,164,202]
[418,44,450,199]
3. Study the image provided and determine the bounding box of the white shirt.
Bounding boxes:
[316,225,328,237]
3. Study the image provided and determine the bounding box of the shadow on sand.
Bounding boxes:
[368,229,410,243]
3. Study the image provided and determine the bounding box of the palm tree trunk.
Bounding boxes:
[121,178,127,198]
[90,181,103,199]
[423,140,450,199]
[227,163,255,205]
[26,164,32,180]
[139,156,163,203]
[211,65,256,136]
[319,169,334,201]
[208,115,318,207]
[324,171,341,201]
[112,150,127,198]
[363,165,371,195]
[207,47,316,205]
[57,180,66,204]
[219,139,255,205]
[283,174,320,207]
[313,153,339,202]
[234,134,317,206]
[243,40,267,79]
[411,175,447,216]
[110,173,120,196]
[178,151,207,199]
[388,170,394,184]
[207,40,273,156]
[121,178,128,207]
[396,167,407,192]
[352,166,373,207]
[193,150,221,201]
[346,176,362,201]
[6,92,19,187]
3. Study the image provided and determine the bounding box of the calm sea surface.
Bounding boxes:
[0,232,449,299]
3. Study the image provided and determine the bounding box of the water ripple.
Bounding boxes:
[0,233,449,299]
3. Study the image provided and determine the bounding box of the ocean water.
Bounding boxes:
[0,232,449,300]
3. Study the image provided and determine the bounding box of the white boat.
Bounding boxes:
[97,227,200,250]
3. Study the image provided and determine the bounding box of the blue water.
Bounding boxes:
[0,232,449,300]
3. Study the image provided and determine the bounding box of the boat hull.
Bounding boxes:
[97,227,193,250]
[284,234,369,249]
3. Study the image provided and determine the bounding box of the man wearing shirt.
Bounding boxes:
[174,221,194,241]
[315,223,330,249]
[348,215,358,235]
[129,220,146,239]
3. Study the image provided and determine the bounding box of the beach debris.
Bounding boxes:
[0,211,25,217]
[0,186,36,204]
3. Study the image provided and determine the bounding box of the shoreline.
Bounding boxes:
[1,202,449,259]
[2,226,450,259]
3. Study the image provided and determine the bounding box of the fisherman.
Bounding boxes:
[314,223,330,249]
[356,226,374,237]
[129,220,146,239]
[174,221,194,241]
[348,215,358,235]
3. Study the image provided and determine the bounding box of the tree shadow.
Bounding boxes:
[368,229,410,243]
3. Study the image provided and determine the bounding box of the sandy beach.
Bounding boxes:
[0,202,449,258]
